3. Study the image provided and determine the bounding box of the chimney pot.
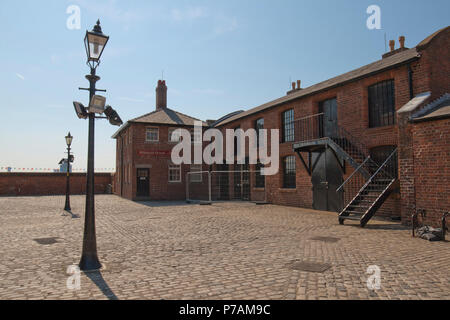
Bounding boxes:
[389,40,395,52]
[297,80,301,89]
[292,82,296,91]
[399,36,405,49]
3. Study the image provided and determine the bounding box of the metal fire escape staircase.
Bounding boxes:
[293,113,398,227]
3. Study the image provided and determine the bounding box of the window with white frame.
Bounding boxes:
[168,163,181,182]
[146,127,159,142]
[190,164,203,182]
[190,129,202,144]
[168,128,181,142]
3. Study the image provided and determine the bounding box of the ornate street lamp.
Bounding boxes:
[84,20,109,69]
[64,132,73,211]
[76,20,119,272]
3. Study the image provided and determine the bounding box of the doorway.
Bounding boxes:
[136,168,150,197]
[233,162,250,200]
[311,148,343,212]
[319,98,338,138]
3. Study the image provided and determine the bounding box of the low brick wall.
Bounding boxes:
[0,173,113,196]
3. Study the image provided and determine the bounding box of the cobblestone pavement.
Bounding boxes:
[0,195,448,300]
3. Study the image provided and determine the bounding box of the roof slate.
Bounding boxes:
[112,108,207,138]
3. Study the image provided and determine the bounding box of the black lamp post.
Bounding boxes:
[79,20,109,271]
[74,20,122,271]
[64,132,73,211]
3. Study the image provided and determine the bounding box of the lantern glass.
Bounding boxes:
[84,21,109,62]
[65,132,73,147]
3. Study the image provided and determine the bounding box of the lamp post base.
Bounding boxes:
[79,254,102,271]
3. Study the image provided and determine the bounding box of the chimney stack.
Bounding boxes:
[399,36,405,49]
[287,80,302,95]
[156,80,167,110]
[389,40,395,52]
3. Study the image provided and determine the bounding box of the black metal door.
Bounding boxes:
[312,149,343,212]
[217,164,229,200]
[136,168,149,197]
[320,98,338,138]
[326,150,344,212]
[312,152,328,211]
[242,160,250,201]
[233,165,242,200]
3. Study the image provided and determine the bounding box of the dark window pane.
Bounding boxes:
[255,118,264,147]
[282,109,295,142]
[369,80,395,128]
[283,156,296,188]
[255,161,265,188]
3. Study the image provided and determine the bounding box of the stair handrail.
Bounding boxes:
[294,112,323,122]
[362,148,398,188]
[336,126,370,158]
[339,148,398,218]
[336,156,371,192]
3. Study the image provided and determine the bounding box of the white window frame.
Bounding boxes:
[190,129,202,144]
[168,163,181,183]
[190,164,203,182]
[168,128,182,143]
[145,127,159,142]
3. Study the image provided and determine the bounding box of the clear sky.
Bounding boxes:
[0,0,448,171]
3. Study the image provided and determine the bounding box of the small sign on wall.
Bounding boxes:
[137,150,171,157]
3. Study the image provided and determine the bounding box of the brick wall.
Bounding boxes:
[0,173,113,196]
[216,66,412,216]
[411,118,450,227]
[115,123,208,201]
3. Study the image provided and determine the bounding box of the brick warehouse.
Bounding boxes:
[113,26,449,227]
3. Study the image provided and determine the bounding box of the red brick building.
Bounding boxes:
[112,80,208,201]
[114,26,449,227]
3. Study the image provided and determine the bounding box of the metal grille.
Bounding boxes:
[186,169,266,203]
[369,79,396,128]
[34,237,59,245]
[287,260,332,273]
[308,236,340,243]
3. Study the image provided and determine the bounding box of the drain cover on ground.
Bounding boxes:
[33,237,59,245]
[308,236,340,243]
[287,260,331,273]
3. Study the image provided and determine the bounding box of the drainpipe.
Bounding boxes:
[120,134,124,197]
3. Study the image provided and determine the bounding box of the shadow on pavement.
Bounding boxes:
[135,201,193,208]
[85,271,119,300]
[364,224,409,231]
[62,210,81,219]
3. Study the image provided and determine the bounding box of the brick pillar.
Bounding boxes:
[397,111,415,225]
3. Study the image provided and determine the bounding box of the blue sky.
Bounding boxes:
[0,0,448,171]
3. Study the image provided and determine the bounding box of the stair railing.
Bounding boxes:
[336,156,375,206]
[293,113,371,165]
[337,156,370,193]
[294,113,324,142]
[335,126,370,161]
[358,148,398,192]
[338,148,398,214]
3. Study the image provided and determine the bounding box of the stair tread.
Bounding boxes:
[339,215,362,221]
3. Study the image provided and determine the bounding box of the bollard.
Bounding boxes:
[442,212,450,241]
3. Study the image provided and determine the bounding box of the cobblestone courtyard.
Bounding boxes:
[0,195,448,300]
